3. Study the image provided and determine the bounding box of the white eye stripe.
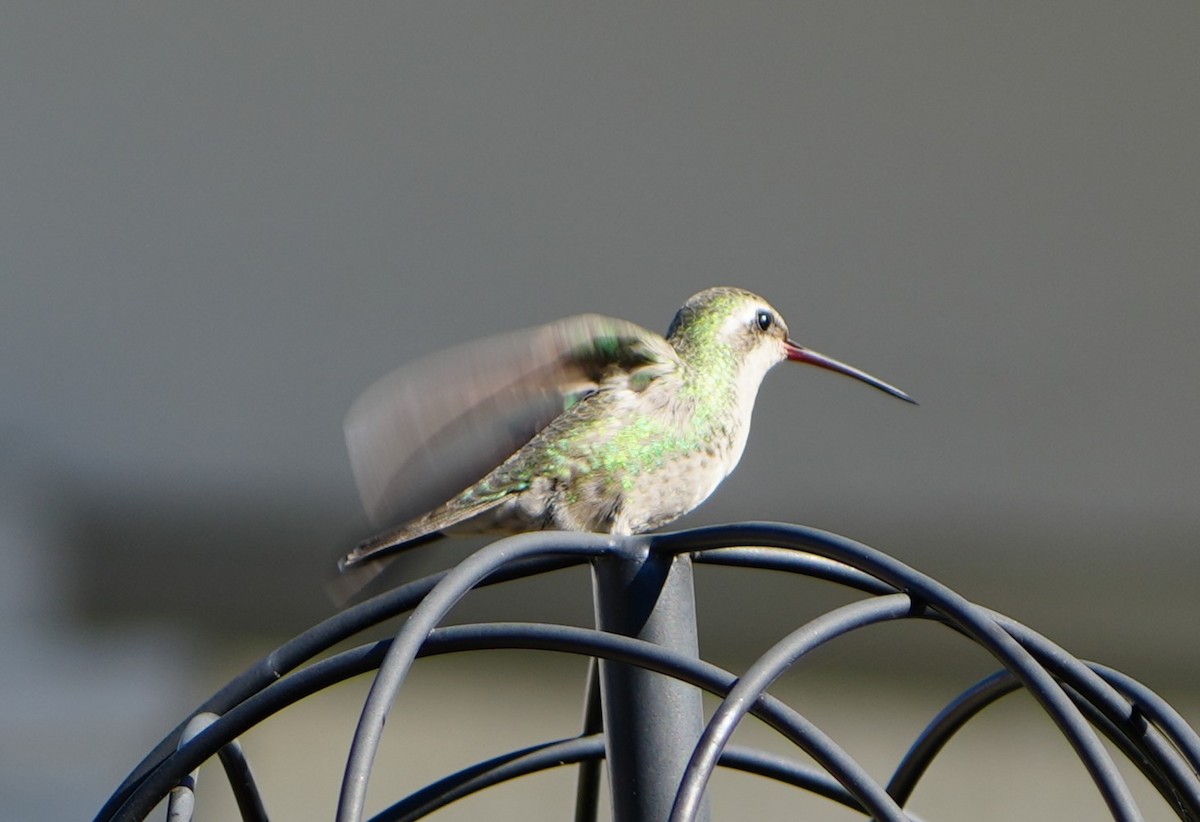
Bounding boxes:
[717,303,785,340]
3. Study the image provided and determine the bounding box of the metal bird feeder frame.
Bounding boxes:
[96,522,1200,821]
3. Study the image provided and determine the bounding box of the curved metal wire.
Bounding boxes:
[371,737,932,822]
[105,620,904,821]
[1091,663,1200,774]
[661,523,1143,820]
[96,553,586,822]
[671,594,923,822]
[162,712,268,822]
[337,532,627,822]
[572,661,603,822]
[95,522,1200,822]
[691,541,1200,818]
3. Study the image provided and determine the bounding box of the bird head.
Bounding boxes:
[668,287,915,404]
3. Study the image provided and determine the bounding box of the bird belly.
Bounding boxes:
[607,448,729,534]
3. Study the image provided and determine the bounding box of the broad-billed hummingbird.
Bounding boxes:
[339,287,913,583]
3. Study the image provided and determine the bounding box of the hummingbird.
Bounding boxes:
[338,287,913,586]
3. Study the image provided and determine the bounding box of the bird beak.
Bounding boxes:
[784,339,916,404]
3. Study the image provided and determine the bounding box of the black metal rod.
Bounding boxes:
[692,545,895,596]
[656,523,1143,820]
[96,554,586,822]
[108,619,893,820]
[372,736,935,822]
[213,733,270,822]
[989,616,1200,817]
[373,736,602,821]
[164,713,212,822]
[591,548,711,822]
[337,532,621,822]
[573,660,604,822]
[1091,664,1200,774]
[103,604,951,820]
[95,523,1200,822]
[672,594,918,822]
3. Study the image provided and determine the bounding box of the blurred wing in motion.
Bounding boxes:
[344,313,679,536]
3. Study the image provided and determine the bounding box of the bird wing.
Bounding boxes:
[338,493,506,570]
[344,312,679,534]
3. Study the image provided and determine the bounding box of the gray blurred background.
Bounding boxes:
[2,3,1197,820]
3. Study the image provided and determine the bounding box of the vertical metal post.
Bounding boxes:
[592,545,711,822]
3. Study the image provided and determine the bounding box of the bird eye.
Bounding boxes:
[755,309,773,331]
